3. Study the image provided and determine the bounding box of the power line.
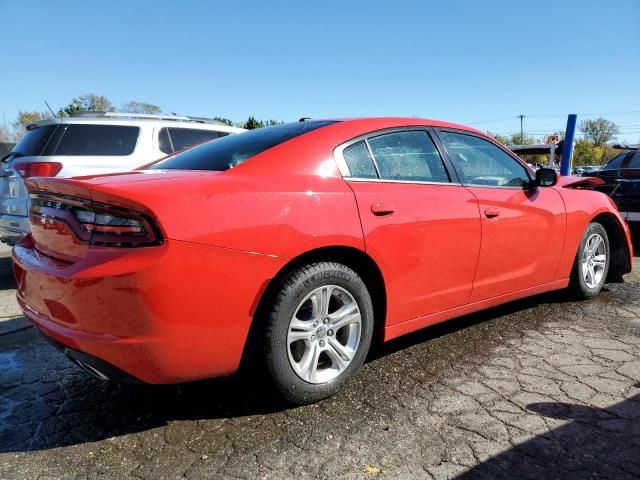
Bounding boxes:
[468,110,640,126]
[465,116,518,125]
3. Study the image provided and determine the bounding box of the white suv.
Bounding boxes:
[0,112,245,244]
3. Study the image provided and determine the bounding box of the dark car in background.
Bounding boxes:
[585,149,640,230]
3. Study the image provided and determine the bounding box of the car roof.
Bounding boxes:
[30,114,245,132]
[318,117,487,136]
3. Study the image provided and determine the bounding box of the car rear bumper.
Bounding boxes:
[0,213,29,245]
[41,331,143,383]
[13,235,286,383]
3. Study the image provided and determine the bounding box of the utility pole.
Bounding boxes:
[518,115,525,144]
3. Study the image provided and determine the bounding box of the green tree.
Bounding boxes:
[243,116,264,130]
[59,94,114,116]
[487,132,536,146]
[507,133,535,146]
[488,132,510,145]
[11,111,51,139]
[579,118,619,147]
[213,116,234,126]
[573,139,604,166]
[121,101,161,114]
[243,117,284,129]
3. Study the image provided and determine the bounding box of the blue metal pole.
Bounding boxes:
[561,114,577,176]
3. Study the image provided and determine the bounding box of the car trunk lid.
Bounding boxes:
[23,171,215,262]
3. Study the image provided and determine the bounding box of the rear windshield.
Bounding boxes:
[150,121,335,171]
[51,124,139,156]
[604,151,640,170]
[11,124,139,157]
[12,125,58,156]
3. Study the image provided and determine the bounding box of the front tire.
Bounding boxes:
[264,262,374,404]
[569,222,610,299]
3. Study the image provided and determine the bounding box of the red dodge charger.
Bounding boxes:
[13,118,633,404]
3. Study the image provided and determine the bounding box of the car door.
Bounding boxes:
[436,129,566,302]
[336,128,482,326]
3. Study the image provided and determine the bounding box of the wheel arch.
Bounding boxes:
[240,246,388,370]
[591,212,632,280]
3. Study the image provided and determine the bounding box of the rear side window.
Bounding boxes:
[159,128,172,154]
[158,128,228,154]
[367,131,450,182]
[342,141,378,178]
[52,125,139,156]
[604,151,640,170]
[12,125,58,156]
[151,121,335,171]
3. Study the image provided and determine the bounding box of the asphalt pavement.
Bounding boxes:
[1,243,639,479]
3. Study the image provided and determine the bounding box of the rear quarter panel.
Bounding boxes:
[88,166,365,260]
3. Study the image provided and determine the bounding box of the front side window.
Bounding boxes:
[367,131,449,183]
[440,131,531,187]
[52,124,139,156]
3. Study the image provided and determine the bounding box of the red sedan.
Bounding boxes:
[13,118,633,404]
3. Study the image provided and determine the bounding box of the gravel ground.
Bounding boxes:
[0,243,639,480]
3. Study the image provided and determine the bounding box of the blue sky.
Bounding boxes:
[1,0,639,142]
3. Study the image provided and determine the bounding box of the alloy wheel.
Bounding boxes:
[581,233,607,289]
[287,285,362,384]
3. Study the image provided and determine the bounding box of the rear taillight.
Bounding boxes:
[29,193,163,247]
[73,209,145,235]
[14,162,63,178]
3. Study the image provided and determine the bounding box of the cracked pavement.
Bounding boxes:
[1,243,639,479]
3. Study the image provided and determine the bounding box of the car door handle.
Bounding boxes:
[371,203,395,216]
[484,207,500,218]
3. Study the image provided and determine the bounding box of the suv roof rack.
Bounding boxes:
[69,111,229,126]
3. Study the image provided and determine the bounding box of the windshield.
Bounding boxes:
[149,120,336,171]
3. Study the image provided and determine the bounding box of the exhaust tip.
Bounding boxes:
[70,358,110,381]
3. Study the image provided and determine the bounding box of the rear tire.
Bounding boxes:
[569,222,610,299]
[264,262,374,405]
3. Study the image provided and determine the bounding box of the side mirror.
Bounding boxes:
[535,168,558,187]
